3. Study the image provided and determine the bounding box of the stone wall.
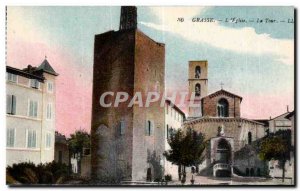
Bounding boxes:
[81,155,91,178]
[185,118,267,177]
[202,93,241,118]
[234,145,268,177]
[91,29,165,182]
[54,142,69,165]
[91,29,135,181]
[131,30,165,181]
[184,118,265,151]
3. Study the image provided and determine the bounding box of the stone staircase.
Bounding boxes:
[213,163,231,177]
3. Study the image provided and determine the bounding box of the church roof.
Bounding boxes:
[184,116,265,126]
[270,111,291,121]
[36,59,58,76]
[202,89,242,101]
[285,111,295,119]
[252,119,269,127]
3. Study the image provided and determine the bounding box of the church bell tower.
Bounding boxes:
[188,60,208,118]
[119,6,137,30]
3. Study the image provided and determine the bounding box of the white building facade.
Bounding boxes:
[164,100,185,178]
[6,59,58,166]
[267,111,294,183]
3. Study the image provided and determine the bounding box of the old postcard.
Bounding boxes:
[5,6,295,186]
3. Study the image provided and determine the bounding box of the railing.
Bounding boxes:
[213,163,230,171]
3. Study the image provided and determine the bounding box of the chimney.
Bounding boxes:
[27,65,33,73]
[119,6,137,31]
[287,105,289,112]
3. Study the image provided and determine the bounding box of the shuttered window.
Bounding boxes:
[6,128,15,147]
[47,82,53,93]
[47,103,52,120]
[27,130,37,148]
[29,100,38,118]
[46,133,51,148]
[30,79,40,89]
[6,95,16,115]
[7,73,17,82]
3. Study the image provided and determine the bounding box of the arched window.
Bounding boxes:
[217,98,229,117]
[195,66,201,78]
[195,83,201,97]
[246,168,249,176]
[248,132,252,144]
[257,168,261,176]
[216,139,231,163]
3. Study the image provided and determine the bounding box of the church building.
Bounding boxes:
[184,61,267,177]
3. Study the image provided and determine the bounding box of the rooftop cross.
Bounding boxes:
[220,82,224,90]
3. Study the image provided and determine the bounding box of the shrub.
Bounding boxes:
[6,161,69,185]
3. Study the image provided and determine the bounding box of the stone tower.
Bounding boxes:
[91,6,165,182]
[119,6,137,30]
[188,60,208,118]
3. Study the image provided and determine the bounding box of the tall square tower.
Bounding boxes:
[188,60,208,118]
[91,6,165,182]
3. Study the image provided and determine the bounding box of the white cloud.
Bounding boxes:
[141,7,294,65]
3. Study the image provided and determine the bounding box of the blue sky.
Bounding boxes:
[7,6,294,134]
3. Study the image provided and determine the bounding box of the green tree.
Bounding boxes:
[164,128,206,180]
[259,130,291,182]
[68,130,91,174]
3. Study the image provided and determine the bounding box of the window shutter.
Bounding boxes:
[32,131,36,147]
[46,133,51,147]
[6,129,9,146]
[30,79,34,87]
[47,104,49,119]
[29,130,32,147]
[166,125,169,139]
[27,130,30,147]
[11,129,15,147]
[145,121,148,136]
[150,121,154,136]
[27,130,36,148]
[6,95,12,114]
[47,103,52,119]
[49,105,51,119]
[34,102,38,117]
[6,129,14,147]
[12,95,16,115]
[29,101,33,117]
